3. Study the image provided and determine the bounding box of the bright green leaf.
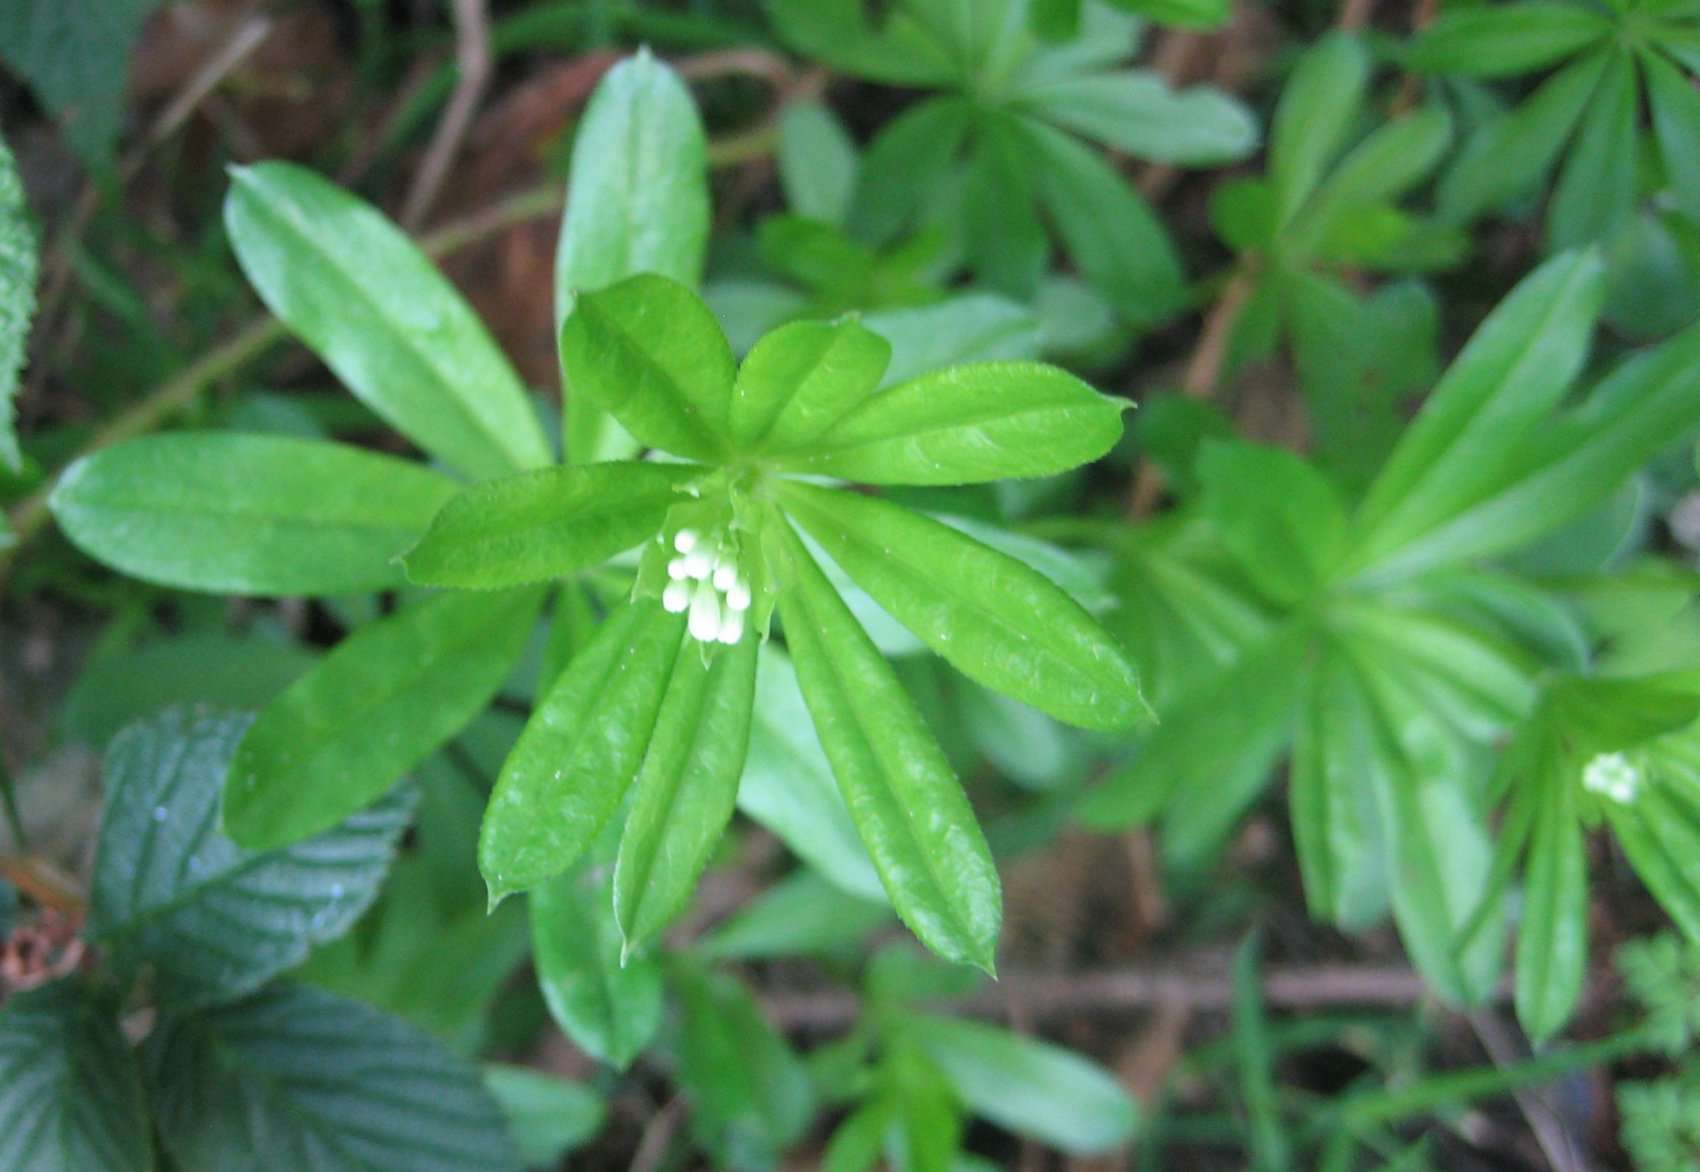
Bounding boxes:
[775,520,1002,971]
[226,588,542,850]
[769,361,1126,485]
[1269,33,1368,224]
[1515,763,1587,1044]
[1548,49,1638,250]
[1197,440,1346,604]
[615,636,758,954]
[1409,3,1611,77]
[479,601,684,899]
[51,433,459,595]
[1014,71,1256,164]
[531,869,663,1069]
[559,273,734,462]
[781,482,1145,729]
[484,1066,605,1168]
[226,162,550,480]
[778,102,860,225]
[730,318,891,453]
[402,461,699,589]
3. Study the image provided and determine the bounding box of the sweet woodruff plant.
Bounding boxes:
[51,161,1144,972]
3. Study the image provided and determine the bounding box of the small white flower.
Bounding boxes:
[662,526,752,645]
[1582,751,1642,804]
[673,528,699,554]
[662,580,691,613]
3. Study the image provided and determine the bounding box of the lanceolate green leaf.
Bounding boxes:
[1292,107,1453,258]
[1646,51,1700,225]
[145,985,518,1172]
[0,981,150,1172]
[91,709,411,1008]
[614,635,758,953]
[555,51,709,465]
[226,588,543,850]
[781,482,1144,730]
[531,871,663,1069]
[1013,71,1256,165]
[775,521,1002,972]
[1197,440,1346,604]
[730,318,891,453]
[1269,32,1368,225]
[1437,51,1609,225]
[769,361,1126,485]
[402,461,699,589]
[1349,250,1604,579]
[560,274,734,462]
[225,163,549,480]
[51,434,459,595]
[554,51,708,320]
[0,133,36,473]
[1548,49,1637,251]
[905,1014,1137,1154]
[1410,3,1610,77]
[1516,763,1587,1044]
[479,601,685,900]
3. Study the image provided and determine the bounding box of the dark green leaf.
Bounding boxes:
[559,273,735,462]
[0,0,159,165]
[0,981,150,1172]
[615,636,758,953]
[402,461,699,589]
[479,601,684,900]
[1410,3,1610,77]
[863,295,1040,385]
[852,98,976,245]
[1515,762,1587,1044]
[0,134,35,472]
[51,434,459,595]
[769,361,1126,485]
[781,482,1144,729]
[531,870,663,1068]
[906,1013,1137,1154]
[226,588,542,850]
[1647,51,1700,225]
[1232,935,1292,1171]
[778,102,859,225]
[226,163,550,480]
[775,520,1002,971]
[1197,440,1346,603]
[1548,49,1638,250]
[91,708,411,1008]
[145,984,518,1172]
[674,964,815,1166]
[699,869,890,960]
[963,115,1049,298]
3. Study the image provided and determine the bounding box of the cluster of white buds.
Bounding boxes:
[662,528,752,645]
[1582,751,1643,804]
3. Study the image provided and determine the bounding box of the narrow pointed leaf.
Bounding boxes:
[226,162,549,479]
[1197,440,1347,603]
[1410,3,1610,76]
[775,521,1001,971]
[531,871,663,1069]
[145,985,518,1172]
[0,982,150,1172]
[906,1014,1137,1154]
[1548,50,1637,250]
[615,635,758,952]
[769,362,1125,485]
[852,97,975,244]
[1270,33,1368,224]
[1350,250,1604,578]
[730,318,891,453]
[91,709,411,1008]
[402,461,700,588]
[479,601,685,899]
[0,134,35,472]
[51,434,458,595]
[226,588,542,850]
[1013,70,1256,164]
[781,482,1144,729]
[1515,767,1587,1044]
[777,101,859,226]
[1647,51,1700,225]
[560,273,735,461]
[1437,51,1607,224]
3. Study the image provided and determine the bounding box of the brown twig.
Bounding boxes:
[1391,0,1442,114]
[765,961,1510,1033]
[401,0,492,230]
[0,854,86,919]
[1338,0,1377,31]
[626,1095,686,1172]
[1467,1012,1590,1172]
[1127,269,1255,516]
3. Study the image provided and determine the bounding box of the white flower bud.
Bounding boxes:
[666,557,688,581]
[662,580,691,613]
[688,582,722,641]
[673,528,698,553]
[682,551,713,580]
[712,563,738,591]
[726,583,752,612]
[717,610,744,645]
